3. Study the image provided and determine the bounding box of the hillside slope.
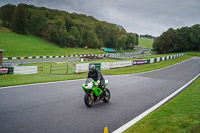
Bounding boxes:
[138,37,154,49]
[0,27,104,57]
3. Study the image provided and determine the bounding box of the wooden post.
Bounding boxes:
[50,65,52,74]
[67,64,69,74]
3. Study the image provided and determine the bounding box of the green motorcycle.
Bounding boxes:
[82,78,111,107]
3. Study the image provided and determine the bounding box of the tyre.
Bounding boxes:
[103,89,111,103]
[84,92,94,107]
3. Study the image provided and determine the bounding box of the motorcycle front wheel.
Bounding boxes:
[84,92,94,107]
[103,89,111,103]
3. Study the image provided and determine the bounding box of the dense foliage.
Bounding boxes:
[140,34,155,39]
[153,25,200,53]
[0,4,138,49]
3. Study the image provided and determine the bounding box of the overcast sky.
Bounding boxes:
[1,0,200,36]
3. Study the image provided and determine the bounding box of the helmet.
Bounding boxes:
[89,64,95,72]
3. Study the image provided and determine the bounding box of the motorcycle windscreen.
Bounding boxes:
[85,78,94,84]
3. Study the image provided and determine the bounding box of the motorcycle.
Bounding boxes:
[82,78,111,107]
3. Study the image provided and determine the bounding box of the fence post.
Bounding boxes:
[50,65,52,74]
[67,64,69,74]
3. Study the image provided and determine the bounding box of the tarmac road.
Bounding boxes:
[3,58,80,66]
[0,57,200,133]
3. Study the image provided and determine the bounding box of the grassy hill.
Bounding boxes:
[0,26,105,57]
[138,37,154,49]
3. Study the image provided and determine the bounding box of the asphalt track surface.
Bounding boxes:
[3,58,80,66]
[0,57,200,133]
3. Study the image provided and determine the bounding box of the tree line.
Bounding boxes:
[153,25,200,53]
[0,3,138,49]
[140,34,155,39]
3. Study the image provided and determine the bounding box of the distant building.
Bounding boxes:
[102,48,117,53]
[0,49,4,66]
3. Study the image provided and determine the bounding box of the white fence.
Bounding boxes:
[14,66,38,74]
[76,61,133,73]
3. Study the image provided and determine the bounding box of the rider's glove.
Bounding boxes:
[97,80,100,84]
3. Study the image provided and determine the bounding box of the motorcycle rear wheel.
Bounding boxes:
[84,92,94,107]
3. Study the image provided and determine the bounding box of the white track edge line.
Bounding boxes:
[112,73,200,133]
[0,57,195,89]
[0,79,85,90]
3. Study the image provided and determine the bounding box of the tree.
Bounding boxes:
[0,4,16,27]
[173,27,191,52]
[153,28,175,53]
[190,24,200,51]
[12,4,28,34]
[83,30,100,48]
[126,33,137,49]
[160,28,175,53]
[153,37,161,53]
[1,3,139,49]
[28,12,47,37]
[117,34,127,49]
[67,26,82,47]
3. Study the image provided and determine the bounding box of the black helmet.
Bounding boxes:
[89,64,95,72]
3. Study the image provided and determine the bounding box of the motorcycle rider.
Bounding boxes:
[87,64,105,90]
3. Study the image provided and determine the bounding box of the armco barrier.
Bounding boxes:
[146,53,184,64]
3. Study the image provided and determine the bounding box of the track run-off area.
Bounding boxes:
[0,57,200,133]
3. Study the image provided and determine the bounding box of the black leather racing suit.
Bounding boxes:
[87,69,105,88]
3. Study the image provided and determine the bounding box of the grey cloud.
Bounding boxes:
[0,0,200,36]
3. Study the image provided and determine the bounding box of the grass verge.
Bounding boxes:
[124,76,200,133]
[102,55,193,75]
[138,37,154,49]
[0,55,193,87]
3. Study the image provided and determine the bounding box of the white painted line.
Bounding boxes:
[0,78,85,90]
[112,73,200,133]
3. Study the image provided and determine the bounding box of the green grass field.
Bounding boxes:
[0,26,104,57]
[102,55,192,75]
[125,76,200,133]
[185,51,200,57]
[138,37,154,49]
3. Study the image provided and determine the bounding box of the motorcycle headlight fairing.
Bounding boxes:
[86,82,93,89]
